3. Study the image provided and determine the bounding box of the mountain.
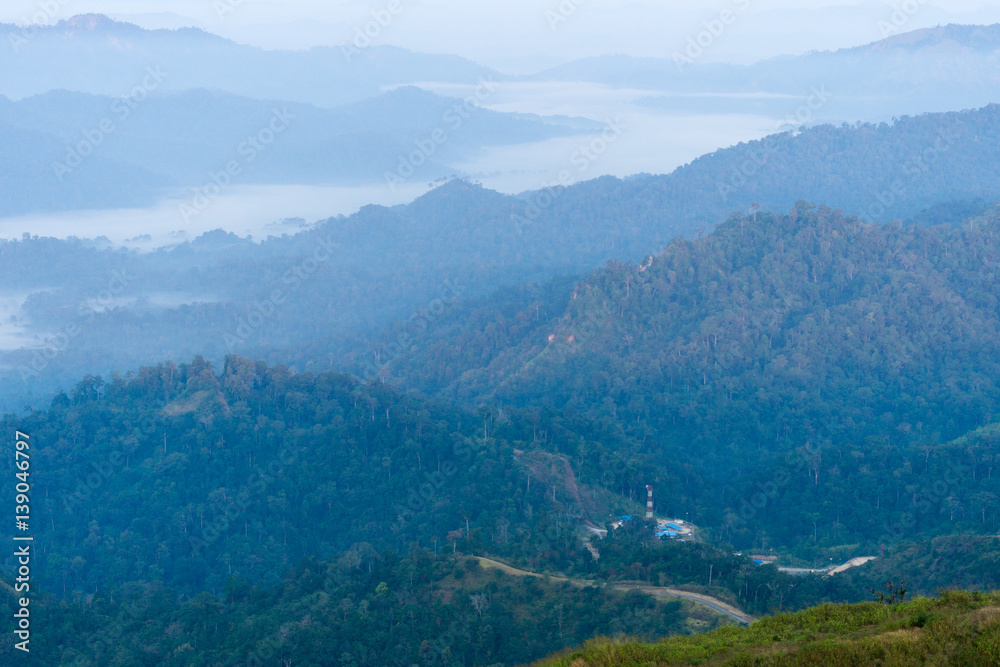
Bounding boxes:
[0,355,885,664]
[861,22,1000,53]
[3,338,996,662]
[10,11,1000,667]
[10,16,1000,124]
[1,14,495,107]
[3,190,1000,572]
[374,204,1000,557]
[5,359,602,595]
[0,121,172,213]
[3,102,1000,414]
[0,86,591,215]
[2,351,993,663]
[521,104,1000,240]
[534,24,1000,120]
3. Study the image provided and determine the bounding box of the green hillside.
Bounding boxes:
[534,590,1000,667]
[8,202,1000,664]
[5,102,1000,415]
[2,552,726,666]
[383,203,1000,558]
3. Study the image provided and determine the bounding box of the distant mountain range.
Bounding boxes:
[3,16,1000,217]
[5,16,1000,118]
[0,86,594,216]
[1,14,496,107]
[533,24,1000,120]
[2,101,999,413]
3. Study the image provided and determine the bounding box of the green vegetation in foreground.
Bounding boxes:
[533,590,1000,666]
[1,553,729,666]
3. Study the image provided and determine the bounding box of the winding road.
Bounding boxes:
[609,584,755,624]
[472,556,756,625]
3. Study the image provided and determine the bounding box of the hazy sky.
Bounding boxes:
[4,1,1000,69]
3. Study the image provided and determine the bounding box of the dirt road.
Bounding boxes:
[472,556,756,625]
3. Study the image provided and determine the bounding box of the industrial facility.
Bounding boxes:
[607,485,694,540]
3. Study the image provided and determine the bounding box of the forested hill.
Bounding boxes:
[537,103,1000,245]
[0,358,619,597]
[437,102,1000,268]
[378,203,1000,554]
[3,103,1000,413]
[7,210,1000,664]
[0,357,861,664]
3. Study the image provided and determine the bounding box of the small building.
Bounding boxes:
[654,518,693,540]
[749,555,778,565]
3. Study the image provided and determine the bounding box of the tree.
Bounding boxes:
[448,530,463,554]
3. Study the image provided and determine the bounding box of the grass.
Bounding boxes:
[530,590,1000,666]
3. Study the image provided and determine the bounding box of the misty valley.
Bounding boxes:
[2,8,1000,667]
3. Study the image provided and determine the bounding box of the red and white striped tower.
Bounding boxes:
[645,485,654,519]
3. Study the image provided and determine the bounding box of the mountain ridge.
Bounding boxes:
[1,14,498,107]
[0,85,590,215]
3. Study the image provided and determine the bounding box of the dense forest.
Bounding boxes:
[0,353,867,610]
[370,203,1000,557]
[3,357,606,595]
[8,200,1000,664]
[0,551,704,666]
[0,356,880,665]
[2,349,998,663]
[7,12,1000,667]
[5,103,1000,414]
